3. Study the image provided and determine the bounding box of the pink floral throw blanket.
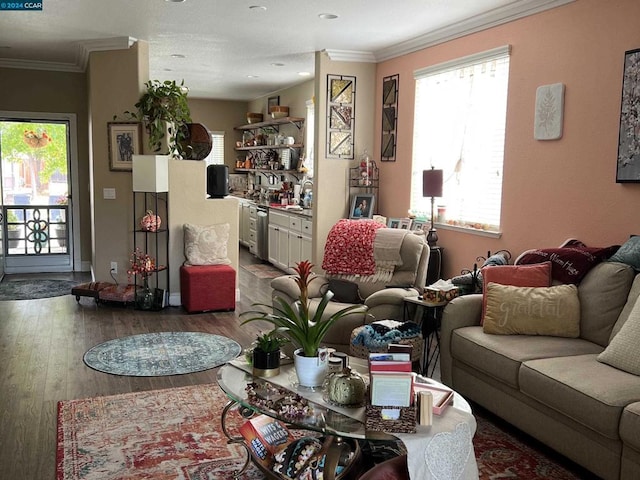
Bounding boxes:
[322,219,385,276]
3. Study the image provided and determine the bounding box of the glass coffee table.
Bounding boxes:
[217,357,478,480]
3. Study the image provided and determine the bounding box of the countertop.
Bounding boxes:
[230,194,313,218]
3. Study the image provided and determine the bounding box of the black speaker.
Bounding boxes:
[206,164,229,198]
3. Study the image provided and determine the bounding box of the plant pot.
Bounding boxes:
[293,348,328,388]
[252,348,280,378]
[54,226,66,247]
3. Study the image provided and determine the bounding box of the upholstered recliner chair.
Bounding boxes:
[271,222,430,353]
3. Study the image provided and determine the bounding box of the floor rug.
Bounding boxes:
[0,279,77,301]
[83,332,242,376]
[57,383,592,480]
[241,264,284,279]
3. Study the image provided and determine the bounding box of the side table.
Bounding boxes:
[403,296,448,377]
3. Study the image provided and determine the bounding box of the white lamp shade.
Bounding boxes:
[132,155,169,192]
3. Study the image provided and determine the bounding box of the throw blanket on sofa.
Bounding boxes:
[352,320,421,349]
[322,220,406,283]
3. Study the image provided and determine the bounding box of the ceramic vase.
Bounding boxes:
[293,348,328,388]
[135,278,154,310]
[252,348,281,378]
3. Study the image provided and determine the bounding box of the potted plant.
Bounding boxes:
[251,330,288,378]
[242,261,364,387]
[126,79,192,158]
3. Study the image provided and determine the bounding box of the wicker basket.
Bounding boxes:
[365,404,417,434]
[350,326,423,363]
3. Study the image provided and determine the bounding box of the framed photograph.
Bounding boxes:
[411,220,426,232]
[387,217,401,228]
[267,95,280,114]
[108,122,142,171]
[399,218,412,230]
[349,193,375,219]
[617,48,640,182]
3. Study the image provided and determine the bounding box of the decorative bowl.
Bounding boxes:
[247,112,263,124]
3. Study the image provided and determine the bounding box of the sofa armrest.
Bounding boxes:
[365,287,419,309]
[440,294,483,387]
[271,274,328,302]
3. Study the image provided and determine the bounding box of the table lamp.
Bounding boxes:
[423,167,443,247]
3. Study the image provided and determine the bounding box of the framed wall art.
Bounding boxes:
[267,95,280,114]
[617,48,640,182]
[349,193,375,219]
[326,74,356,159]
[108,122,142,171]
[381,74,398,161]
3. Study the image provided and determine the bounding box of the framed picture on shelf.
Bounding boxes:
[349,193,375,219]
[108,122,142,172]
[267,95,280,114]
[411,220,426,232]
[387,217,401,228]
[399,218,412,230]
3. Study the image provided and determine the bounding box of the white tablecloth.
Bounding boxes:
[225,359,478,479]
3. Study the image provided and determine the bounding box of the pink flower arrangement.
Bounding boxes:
[127,248,157,280]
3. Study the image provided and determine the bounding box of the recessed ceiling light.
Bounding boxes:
[298,71,311,77]
[249,5,267,11]
[271,63,285,67]
[164,68,173,72]
[247,75,259,79]
[165,0,186,3]
[318,13,338,20]
[170,54,186,58]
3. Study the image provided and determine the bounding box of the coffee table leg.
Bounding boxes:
[220,400,253,479]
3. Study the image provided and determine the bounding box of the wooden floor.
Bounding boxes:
[0,246,273,480]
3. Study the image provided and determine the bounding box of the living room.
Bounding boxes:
[2,1,640,479]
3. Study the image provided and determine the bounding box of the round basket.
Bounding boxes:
[349,325,423,363]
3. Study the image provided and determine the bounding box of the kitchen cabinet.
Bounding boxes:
[248,204,258,256]
[238,200,251,247]
[287,216,313,266]
[268,209,312,270]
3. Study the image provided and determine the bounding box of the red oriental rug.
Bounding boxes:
[57,383,591,480]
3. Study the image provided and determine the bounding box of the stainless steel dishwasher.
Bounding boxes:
[256,207,269,260]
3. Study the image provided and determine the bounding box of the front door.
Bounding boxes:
[0,114,76,273]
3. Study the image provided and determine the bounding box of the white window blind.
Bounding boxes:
[411,46,510,232]
[205,131,224,166]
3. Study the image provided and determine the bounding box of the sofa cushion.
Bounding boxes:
[515,245,619,284]
[480,262,552,323]
[483,283,580,337]
[610,272,640,340]
[326,278,363,304]
[609,236,640,270]
[451,326,602,389]
[307,298,367,345]
[621,403,640,452]
[520,354,640,440]
[598,294,640,376]
[578,262,635,347]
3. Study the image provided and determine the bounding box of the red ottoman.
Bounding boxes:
[180,264,236,313]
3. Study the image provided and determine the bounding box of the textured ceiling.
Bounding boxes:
[0,0,573,100]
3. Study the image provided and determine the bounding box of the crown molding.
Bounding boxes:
[375,0,575,62]
[323,49,377,63]
[0,36,137,73]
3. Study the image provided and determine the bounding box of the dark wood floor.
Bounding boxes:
[0,246,273,480]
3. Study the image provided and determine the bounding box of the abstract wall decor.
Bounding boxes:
[327,74,356,159]
[617,48,640,182]
[534,83,564,141]
[381,74,399,161]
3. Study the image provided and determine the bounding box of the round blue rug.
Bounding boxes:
[83,332,241,376]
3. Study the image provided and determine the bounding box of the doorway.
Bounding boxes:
[0,113,80,274]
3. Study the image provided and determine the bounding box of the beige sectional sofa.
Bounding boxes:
[440,261,640,480]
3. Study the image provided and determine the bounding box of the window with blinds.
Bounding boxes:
[411,45,510,233]
[205,131,224,166]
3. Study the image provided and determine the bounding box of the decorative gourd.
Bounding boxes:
[327,367,366,406]
[140,210,161,232]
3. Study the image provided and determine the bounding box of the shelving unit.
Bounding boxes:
[132,191,169,310]
[348,161,379,214]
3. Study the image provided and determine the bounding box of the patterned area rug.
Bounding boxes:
[0,279,77,301]
[57,383,591,480]
[241,264,284,279]
[83,332,241,376]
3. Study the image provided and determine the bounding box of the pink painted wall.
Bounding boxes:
[375,0,640,279]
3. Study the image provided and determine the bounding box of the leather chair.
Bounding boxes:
[271,232,430,353]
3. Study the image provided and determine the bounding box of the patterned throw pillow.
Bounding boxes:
[483,283,580,337]
[597,296,640,376]
[608,236,640,270]
[183,223,231,266]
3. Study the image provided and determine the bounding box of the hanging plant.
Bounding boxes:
[124,79,192,158]
[23,129,52,149]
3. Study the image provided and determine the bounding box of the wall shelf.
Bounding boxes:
[235,116,304,131]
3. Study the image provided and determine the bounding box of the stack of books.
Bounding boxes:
[369,352,413,407]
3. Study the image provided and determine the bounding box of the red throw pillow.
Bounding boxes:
[515,246,619,284]
[481,262,552,324]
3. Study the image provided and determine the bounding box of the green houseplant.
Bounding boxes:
[127,79,192,158]
[242,261,364,386]
[251,330,288,378]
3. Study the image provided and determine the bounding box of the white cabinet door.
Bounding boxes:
[288,230,302,267]
[268,223,280,266]
[301,234,312,264]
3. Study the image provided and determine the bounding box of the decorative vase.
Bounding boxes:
[293,348,328,388]
[140,210,161,232]
[135,278,154,310]
[252,348,281,378]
